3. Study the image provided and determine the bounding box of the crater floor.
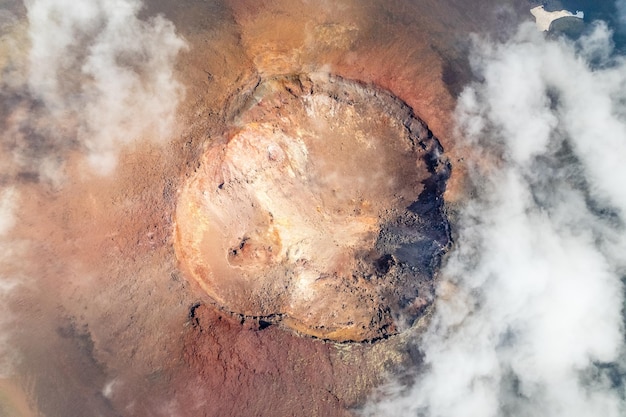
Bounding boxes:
[174,73,451,342]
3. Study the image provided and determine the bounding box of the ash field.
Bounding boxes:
[1,1,626,416]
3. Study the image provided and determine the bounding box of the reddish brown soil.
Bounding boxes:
[174,304,411,417]
[0,1,531,416]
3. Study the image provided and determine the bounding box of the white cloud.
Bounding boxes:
[617,0,626,30]
[24,0,187,175]
[0,187,17,236]
[364,22,626,417]
[0,186,20,378]
[102,378,118,398]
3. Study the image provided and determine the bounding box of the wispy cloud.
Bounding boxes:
[0,0,187,381]
[617,0,626,30]
[1,0,187,179]
[0,186,19,378]
[365,21,626,417]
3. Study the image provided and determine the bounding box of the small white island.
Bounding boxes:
[530,5,584,32]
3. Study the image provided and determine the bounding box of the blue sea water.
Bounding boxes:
[554,0,626,48]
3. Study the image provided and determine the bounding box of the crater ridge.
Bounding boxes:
[174,73,450,342]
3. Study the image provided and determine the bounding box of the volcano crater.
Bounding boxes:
[174,73,450,342]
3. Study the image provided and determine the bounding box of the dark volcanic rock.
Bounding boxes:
[549,16,586,38]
